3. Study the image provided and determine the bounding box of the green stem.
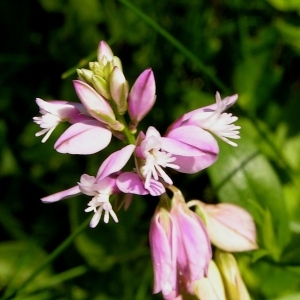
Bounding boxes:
[118,114,136,145]
[3,217,90,300]
[118,0,229,94]
[61,52,96,79]
[109,99,136,145]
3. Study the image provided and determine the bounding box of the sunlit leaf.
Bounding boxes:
[238,254,300,299]
[208,118,290,257]
[0,241,51,293]
[266,0,300,11]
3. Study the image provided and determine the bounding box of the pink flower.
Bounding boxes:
[54,119,113,155]
[41,145,135,227]
[33,98,88,143]
[34,83,121,155]
[150,207,177,299]
[117,171,166,196]
[149,187,212,299]
[167,92,240,147]
[189,201,258,252]
[172,200,212,284]
[117,125,219,196]
[164,125,219,173]
[128,68,156,130]
[73,80,124,131]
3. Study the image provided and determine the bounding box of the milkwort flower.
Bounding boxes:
[33,98,88,143]
[188,200,258,252]
[41,145,135,227]
[117,125,219,196]
[149,186,212,299]
[33,39,245,300]
[33,81,122,155]
[167,92,240,147]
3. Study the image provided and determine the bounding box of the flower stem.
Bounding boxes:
[118,114,136,145]
[3,217,90,300]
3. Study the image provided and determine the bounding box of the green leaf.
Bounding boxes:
[266,0,300,11]
[69,196,149,272]
[261,210,280,259]
[208,118,290,257]
[0,241,51,295]
[271,292,300,300]
[281,233,300,264]
[238,254,300,299]
[275,19,300,51]
[233,27,282,115]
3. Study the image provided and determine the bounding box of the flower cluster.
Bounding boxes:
[33,41,256,299]
[150,186,257,299]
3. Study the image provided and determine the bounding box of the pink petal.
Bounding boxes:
[165,125,219,173]
[174,206,211,281]
[149,213,177,295]
[166,93,238,131]
[96,145,135,182]
[54,120,112,155]
[97,40,114,62]
[73,80,116,123]
[147,180,166,196]
[166,125,219,155]
[185,93,238,118]
[203,203,258,252]
[36,99,87,121]
[78,174,97,196]
[161,137,206,157]
[96,176,119,194]
[128,69,156,126]
[172,153,218,174]
[41,186,81,203]
[116,172,149,195]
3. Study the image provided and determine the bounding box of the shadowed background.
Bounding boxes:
[1,0,300,299]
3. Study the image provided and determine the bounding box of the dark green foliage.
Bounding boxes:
[1,0,300,299]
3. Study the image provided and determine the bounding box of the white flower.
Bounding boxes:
[139,127,179,189]
[79,174,119,227]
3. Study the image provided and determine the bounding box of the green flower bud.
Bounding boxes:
[92,75,111,100]
[77,69,94,85]
[110,67,129,115]
[215,250,251,300]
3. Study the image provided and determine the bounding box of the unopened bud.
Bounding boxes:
[110,67,129,115]
[189,201,258,252]
[215,250,251,300]
[97,40,114,62]
[92,75,111,100]
[77,69,94,85]
[193,260,226,300]
[73,80,124,131]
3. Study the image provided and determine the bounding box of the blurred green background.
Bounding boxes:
[1,0,300,299]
